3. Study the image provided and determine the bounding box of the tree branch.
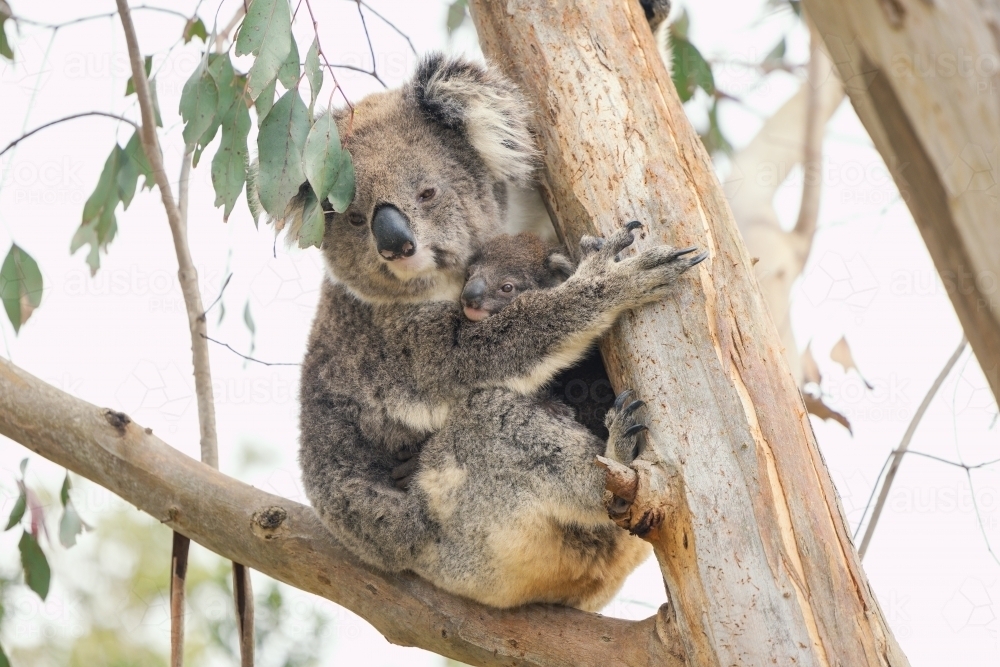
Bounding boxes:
[115,0,218,473]
[791,25,826,253]
[856,336,968,559]
[0,356,684,667]
[0,112,139,158]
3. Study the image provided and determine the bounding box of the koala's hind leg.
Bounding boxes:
[411,387,649,610]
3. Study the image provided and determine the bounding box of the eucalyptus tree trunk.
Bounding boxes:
[803,0,1000,401]
[469,1,911,664]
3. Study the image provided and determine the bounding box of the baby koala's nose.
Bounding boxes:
[461,277,487,309]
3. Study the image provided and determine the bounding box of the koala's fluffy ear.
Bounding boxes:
[413,54,538,185]
[545,250,576,282]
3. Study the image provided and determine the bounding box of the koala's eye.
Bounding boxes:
[500,283,514,293]
[348,212,367,227]
[417,188,437,203]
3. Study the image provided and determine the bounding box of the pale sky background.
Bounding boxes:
[0,1,998,665]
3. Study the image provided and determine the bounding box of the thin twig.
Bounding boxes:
[857,336,968,559]
[115,0,219,467]
[201,334,300,367]
[356,0,416,55]
[302,0,357,108]
[214,4,246,53]
[13,4,188,30]
[200,273,232,321]
[0,112,139,157]
[170,532,190,667]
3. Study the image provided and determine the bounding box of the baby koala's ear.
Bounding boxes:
[545,250,576,282]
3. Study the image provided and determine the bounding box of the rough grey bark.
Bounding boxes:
[469,1,910,664]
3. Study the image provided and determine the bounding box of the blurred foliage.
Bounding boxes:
[0,474,329,666]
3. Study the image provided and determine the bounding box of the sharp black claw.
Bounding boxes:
[623,399,645,417]
[625,220,643,232]
[614,389,634,411]
[689,251,709,266]
[624,423,648,437]
[670,245,699,258]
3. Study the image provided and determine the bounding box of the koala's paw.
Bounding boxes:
[391,446,419,490]
[621,243,707,306]
[605,389,647,465]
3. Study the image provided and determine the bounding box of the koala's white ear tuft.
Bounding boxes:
[545,250,576,282]
[413,54,538,185]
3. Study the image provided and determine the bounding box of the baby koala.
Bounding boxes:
[460,232,576,322]
[460,233,616,437]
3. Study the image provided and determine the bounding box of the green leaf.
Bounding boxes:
[302,110,343,203]
[212,101,251,221]
[120,130,154,201]
[256,89,309,217]
[183,17,208,44]
[125,55,153,96]
[60,472,71,506]
[235,0,292,101]
[0,14,14,61]
[73,145,124,274]
[1,244,44,334]
[5,489,25,531]
[59,500,85,548]
[19,531,50,600]
[305,37,322,116]
[446,0,468,35]
[327,150,355,214]
[0,640,10,667]
[180,66,220,146]
[671,34,714,103]
[255,77,277,127]
[19,458,27,476]
[277,34,300,90]
[298,190,325,249]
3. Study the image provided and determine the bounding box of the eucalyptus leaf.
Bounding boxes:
[1,244,44,333]
[212,102,251,221]
[298,190,325,249]
[256,90,310,217]
[236,0,292,101]
[148,77,164,128]
[0,14,13,61]
[671,34,714,103]
[255,77,277,127]
[446,0,467,35]
[73,145,124,274]
[180,67,219,146]
[305,37,322,115]
[5,488,25,531]
[0,640,10,667]
[277,34,300,90]
[302,110,342,203]
[59,500,84,548]
[327,150,355,214]
[125,55,153,96]
[19,531,50,600]
[183,17,208,43]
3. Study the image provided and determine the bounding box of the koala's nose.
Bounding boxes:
[461,277,487,309]
[372,205,417,260]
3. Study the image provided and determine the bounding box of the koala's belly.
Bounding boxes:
[415,496,651,612]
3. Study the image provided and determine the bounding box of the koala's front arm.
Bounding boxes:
[402,227,705,398]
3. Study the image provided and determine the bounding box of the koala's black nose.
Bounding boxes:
[372,205,416,260]
[461,277,487,309]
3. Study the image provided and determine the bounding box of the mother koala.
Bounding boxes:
[292,55,704,611]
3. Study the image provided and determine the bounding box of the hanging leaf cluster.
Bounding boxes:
[0,243,43,333]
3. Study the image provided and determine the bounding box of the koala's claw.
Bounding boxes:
[630,508,664,538]
[668,245,699,259]
[625,220,643,232]
[605,389,648,465]
[391,457,419,490]
[613,389,634,412]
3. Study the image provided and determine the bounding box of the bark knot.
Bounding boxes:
[103,409,131,435]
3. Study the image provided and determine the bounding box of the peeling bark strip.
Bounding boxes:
[0,357,687,667]
[469,1,910,665]
[803,0,1000,402]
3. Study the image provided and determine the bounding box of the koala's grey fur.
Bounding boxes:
[294,55,705,611]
